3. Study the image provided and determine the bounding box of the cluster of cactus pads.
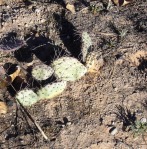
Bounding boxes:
[16,57,87,106]
[16,81,67,106]
[16,31,96,106]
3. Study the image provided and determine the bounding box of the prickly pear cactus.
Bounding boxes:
[52,57,87,81]
[32,64,54,81]
[16,89,39,106]
[37,81,67,100]
[82,31,92,62]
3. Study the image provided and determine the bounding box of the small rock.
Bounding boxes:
[62,125,65,128]
[109,127,118,135]
[140,117,147,123]
[67,122,72,126]
[66,3,76,14]
[41,19,46,23]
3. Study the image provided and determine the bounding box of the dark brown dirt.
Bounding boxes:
[0,0,147,148]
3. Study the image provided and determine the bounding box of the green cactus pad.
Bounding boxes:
[82,31,92,62]
[32,64,54,81]
[37,81,67,100]
[52,57,87,81]
[16,89,39,106]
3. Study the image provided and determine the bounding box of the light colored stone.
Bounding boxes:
[140,117,147,123]
[109,127,118,135]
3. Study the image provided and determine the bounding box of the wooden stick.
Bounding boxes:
[12,92,49,141]
[17,99,49,141]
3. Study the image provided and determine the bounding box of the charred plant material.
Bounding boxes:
[0,33,25,52]
[115,105,136,130]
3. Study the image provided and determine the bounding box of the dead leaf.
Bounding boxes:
[0,101,7,115]
[66,3,76,14]
[0,66,22,89]
[122,0,132,6]
[9,66,21,82]
[112,0,132,6]
[18,69,27,82]
[26,61,34,67]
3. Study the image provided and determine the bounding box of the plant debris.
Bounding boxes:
[0,101,7,115]
[112,0,133,6]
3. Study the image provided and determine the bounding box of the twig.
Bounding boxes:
[31,44,47,51]
[17,99,49,141]
[31,41,55,51]
[12,93,49,141]
[96,32,117,37]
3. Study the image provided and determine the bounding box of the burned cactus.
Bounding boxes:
[0,33,25,52]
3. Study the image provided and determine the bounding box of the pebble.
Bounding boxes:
[67,122,72,126]
[140,117,147,123]
[109,127,118,135]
